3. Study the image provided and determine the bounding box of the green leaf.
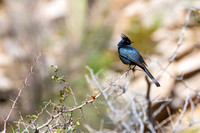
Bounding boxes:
[60,97,64,102]
[53,107,57,111]
[69,126,74,131]
[65,87,69,93]
[61,78,66,82]
[26,115,30,119]
[52,75,59,82]
[59,90,64,97]
[32,115,38,119]
[51,65,58,72]
[76,121,80,126]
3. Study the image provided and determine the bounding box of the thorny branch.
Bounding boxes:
[21,65,130,132]
[2,52,42,133]
[21,100,52,133]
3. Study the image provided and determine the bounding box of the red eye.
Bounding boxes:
[126,41,129,43]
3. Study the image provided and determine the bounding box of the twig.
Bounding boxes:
[124,89,144,132]
[85,66,132,131]
[172,96,189,132]
[68,86,78,105]
[145,76,156,133]
[157,8,196,80]
[2,52,42,133]
[35,66,130,131]
[155,114,175,130]
[22,100,52,133]
[92,102,100,117]
[152,102,170,118]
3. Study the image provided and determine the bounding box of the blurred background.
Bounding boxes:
[0,0,200,132]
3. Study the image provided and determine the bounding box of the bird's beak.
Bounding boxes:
[131,41,134,44]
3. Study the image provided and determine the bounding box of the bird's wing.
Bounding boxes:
[119,47,147,67]
[139,54,148,66]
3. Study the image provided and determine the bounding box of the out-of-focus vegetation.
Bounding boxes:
[127,18,160,55]
[0,0,200,132]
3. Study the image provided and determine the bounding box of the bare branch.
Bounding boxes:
[145,76,156,133]
[2,52,42,133]
[172,96,189,132]
[157,8,196,80]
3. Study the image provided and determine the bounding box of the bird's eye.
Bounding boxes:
[126,41,129,43]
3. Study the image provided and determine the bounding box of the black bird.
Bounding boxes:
[118,34,160,87]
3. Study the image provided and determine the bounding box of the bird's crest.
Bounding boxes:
[121,33,131,42]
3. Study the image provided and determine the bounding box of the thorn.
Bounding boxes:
[24,83,31,87]
[9,99,15,103]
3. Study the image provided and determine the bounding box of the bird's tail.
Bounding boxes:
[143,67,160,87]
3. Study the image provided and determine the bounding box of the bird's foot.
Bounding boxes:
[131,65,136,78]
[125,66,131,77]
[131,65,136,73]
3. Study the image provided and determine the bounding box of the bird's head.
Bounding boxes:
[119,34,134,46]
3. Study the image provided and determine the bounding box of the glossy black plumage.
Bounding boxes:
[118,34,160,87]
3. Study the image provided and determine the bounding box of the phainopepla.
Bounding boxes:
[118,34,160,87]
